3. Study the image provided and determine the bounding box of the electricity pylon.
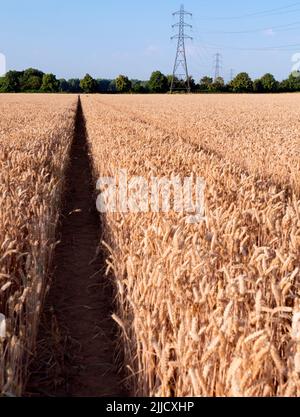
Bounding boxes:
[213,53,222,81]
[170,4,193,93]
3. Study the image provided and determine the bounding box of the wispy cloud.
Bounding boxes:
[144,45,160,56]
[263,28,276,37]
[111,50,131,60]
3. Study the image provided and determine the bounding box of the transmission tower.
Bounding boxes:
[170,4,193,93]
[213,53,222,80]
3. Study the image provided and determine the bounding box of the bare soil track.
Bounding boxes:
[26,97,125,397]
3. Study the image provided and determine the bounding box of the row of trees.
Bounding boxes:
[0,69,111,93]
[1,68,300,93]
[0,69,169,94]
[203,72,300,93]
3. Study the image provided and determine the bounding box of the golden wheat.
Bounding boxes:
[1,93,299,398]
[81,94,300,397]
[0,94,77,396]
[95,94,300,195]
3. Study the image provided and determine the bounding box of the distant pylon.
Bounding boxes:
[170,4,193,93]
[213,53,222,80]
[230,68,235,81]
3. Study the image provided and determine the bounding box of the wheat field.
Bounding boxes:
[82,94,300,397]
[0,94,77,395]
[0,93,299,397]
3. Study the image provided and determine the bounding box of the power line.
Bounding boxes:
[197,2,300,20]
[190,20,222,67]
[185,44,214,80]
[203,42,300,51]
[188,12,300,54]
[170,4,193,93]
[199,21,300,35]
[188,17,230,80]
[183,5,300,81]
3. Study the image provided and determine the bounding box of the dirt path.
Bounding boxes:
[26,97,125,397]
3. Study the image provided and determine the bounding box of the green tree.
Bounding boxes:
[253,79,264,93]
[80,74,97,93]
[41,73,59,92]
[131,80,149,93]
[278,78,290,92]
[20,68,44,91]
[167,74,173,88]
[108,80,117,92]
[260,73,278,92]
[115,75,132,93]
[199,76,213,91]
[97,79,111,93]
[284,72,300,91]
[210,76,225,92]
[25,76,43,91]
[0,77,5,91]
[68,79,81,93]
[230,72,253,93]
[188,76,197,92]
[59,79,69,92]
[148,71,169,93]
[167,75,181,90]
[167,76,195,92]
[1,71,22,92]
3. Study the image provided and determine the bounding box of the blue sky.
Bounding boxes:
[1,0,300,81]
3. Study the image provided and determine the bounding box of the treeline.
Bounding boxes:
[1,68,300,93]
